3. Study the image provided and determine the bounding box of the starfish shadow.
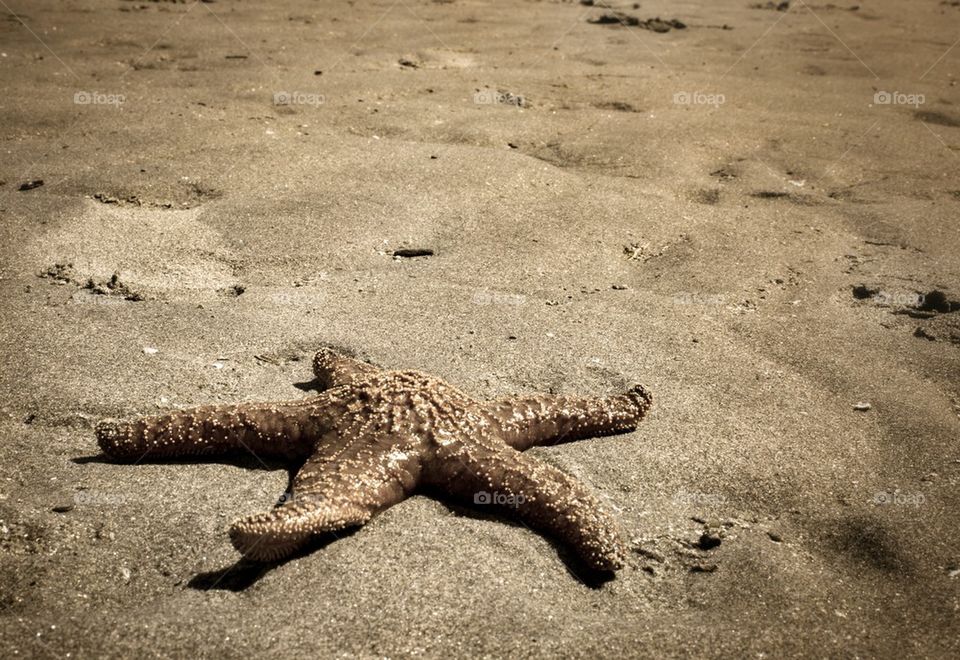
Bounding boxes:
[185,491,614,592]
[292,378,322,393]
[184,499,614,592]
[71,453,292,471]
[187,558,274,591]
[425,491,618,589]
[186,530,358,591]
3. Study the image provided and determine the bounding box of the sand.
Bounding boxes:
[1,0,959,657]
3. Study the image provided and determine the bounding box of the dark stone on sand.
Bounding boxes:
[594,101,639,112]
[651,18,686,31]
[392,248,434,258]
[918,289,958,313]
[646,19,673,32]
[752,191,790,199]
[851,284,877,300]
[588,14,686,31]
[589,12,639,26]
[19,179,44,191]
[752,1,791,9]
[695,532,722,551]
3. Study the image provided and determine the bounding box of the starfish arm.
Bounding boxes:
[95,399,328,461]
[229,441,421,562]
[481,384,653,450]
[424,441,626,571]
[312,348,381,389]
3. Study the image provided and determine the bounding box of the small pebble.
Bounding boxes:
[143,347,159,355]
[392,248,434,258]
[853,402,871,412]
[695,532,722,551]
[19,179,44,191]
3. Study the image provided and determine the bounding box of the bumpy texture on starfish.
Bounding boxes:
[96,349,653,571]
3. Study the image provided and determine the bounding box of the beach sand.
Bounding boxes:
[1,0,958,657]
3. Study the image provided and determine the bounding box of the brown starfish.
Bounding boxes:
[96,349,653,571]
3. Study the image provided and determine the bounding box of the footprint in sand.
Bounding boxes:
[27,197,240,303]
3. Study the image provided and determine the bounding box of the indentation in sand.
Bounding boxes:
[28,198,240,300]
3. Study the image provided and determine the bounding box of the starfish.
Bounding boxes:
[96,349,653,571]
